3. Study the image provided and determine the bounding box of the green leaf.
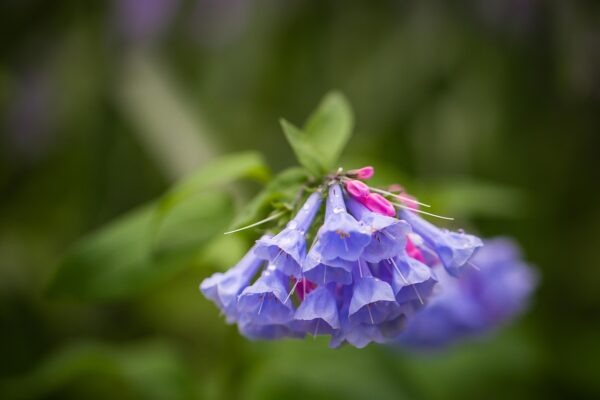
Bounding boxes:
[47,192,232,301]
[304,91,354,170]
[0,340,196,400]
[157,151,270,216]
[47,152,269,301]
[280,119,327,175]
[280,91,354,175]
[228,167,309,230]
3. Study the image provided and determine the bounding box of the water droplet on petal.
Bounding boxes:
[333,207,344,214]
[287,221,298,229]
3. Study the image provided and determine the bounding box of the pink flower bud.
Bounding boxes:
[349,166,374,180]
[364,193,396,217]
[387,184,404,193]
[345,179,370,200]
[405,238,426,263]
[399,193,419,210]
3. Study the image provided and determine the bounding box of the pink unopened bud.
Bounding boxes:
[405,238,426,263]
[345,179,370,200]
[364,193,396,217]
[399,193,419,210]
[387,184,404,193]
[349,166,374,180]
[293,277,316,301]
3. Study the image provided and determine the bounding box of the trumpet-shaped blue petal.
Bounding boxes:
[200,238,269,322]
[346,197,411,263]
[329,286,397,349]
[400,210,483,276]
[375,252,438,306]
[237,269,294,325]
[348,262,399,325]
[254,192,322,277]
[237,315,304,340]
[293,285,340,335]
[303,243,354,285]
[317,184,371,261]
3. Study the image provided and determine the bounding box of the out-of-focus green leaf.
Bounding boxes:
[0,340,196,400]
[157,151,271,216]
[48,152,269,301]
[280,92,354,175]
[304,91,354,170]
[47,192,232,301]
[228,167,309,230]
[280,119,326,175]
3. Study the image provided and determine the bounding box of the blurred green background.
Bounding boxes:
[1,1,599,399]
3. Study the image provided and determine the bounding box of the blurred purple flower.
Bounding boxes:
[113,0,180,45]
[397,238,538,350]
[6,66,56,161]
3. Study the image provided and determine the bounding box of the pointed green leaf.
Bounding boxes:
[47,192,232,301]
[280,119,327,175]
[228,167,309,230]
[304,91,354,170]
[157,151,270,216]
[47,152,269,301]
[280,91,354,175]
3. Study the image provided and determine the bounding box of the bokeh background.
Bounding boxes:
[1,1,599,399]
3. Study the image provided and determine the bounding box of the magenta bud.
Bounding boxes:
[399,193,420,210]
[350,166,374,180]
[345,180,370,200]
[405,238,426,263]
[364,193,396,217]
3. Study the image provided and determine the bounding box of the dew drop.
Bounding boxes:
[333,207,344,214]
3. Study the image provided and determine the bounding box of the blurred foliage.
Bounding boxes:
[1,1,599,399]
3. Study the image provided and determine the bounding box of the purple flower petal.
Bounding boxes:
[317,184,371,261]
[238,314,304,340]
[398,238,538,349]
[293,285,340,335]
[400,210,483,276]
[346,197,411,263]
[200,237,269,322]
[374,252,438,306]
[237,269,294,325]
[302,243,354,285]
[348,262,399,325]
[254,192,323,277]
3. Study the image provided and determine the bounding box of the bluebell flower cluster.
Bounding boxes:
[397,238,538,350]
[201,182,492,348]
